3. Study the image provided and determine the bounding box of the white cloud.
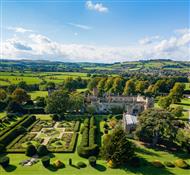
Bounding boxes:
[86,1,108,13]
[7,27,33,33]
[69,23,92,30]
[1,28,190,63]
[139,35,160,45]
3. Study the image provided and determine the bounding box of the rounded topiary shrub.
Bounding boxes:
[77,162,86,168]
[25,144,37,157]
[152,160,164,168]
[174,159,189,169]
[88,156,96,166]
[41,156,50,167]
[0,156,10,167]
[107,160,116,168]
[129,157,141,167]
[37,145,49,157]
[53,160,65,169]
[164,161,175,168]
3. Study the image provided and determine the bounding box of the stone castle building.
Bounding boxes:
[85,88,154,114]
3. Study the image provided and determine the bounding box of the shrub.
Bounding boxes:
[103,123,109,129]
[164,161,175,168]
[104,129,108,134]
[174,159,189,169]
[53,160,65,169]
[88,156,96,166]
[0,156,10,167]
[129,157,141,167]
[152,160,164,168]
[37,145,49,157]
[41,156,50,167]
[6,114,16,120]
[69,158,72,165]
[77,161,86,168]
[107,160,116,168]
[25,144,37,157]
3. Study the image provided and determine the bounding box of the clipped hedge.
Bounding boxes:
[0,115,36,147]
[74,121,80,132]
[77,116,99,158]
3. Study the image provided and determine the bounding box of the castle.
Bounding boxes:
[85,88,154,114]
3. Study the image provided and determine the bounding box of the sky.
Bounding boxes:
[0,0,190,63]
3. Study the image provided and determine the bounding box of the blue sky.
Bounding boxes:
[1,0,190,62]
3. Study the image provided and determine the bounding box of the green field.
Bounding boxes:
[29,91,48,100]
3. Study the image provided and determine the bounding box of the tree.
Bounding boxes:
[158,96,172,109]
[45,90,69,115]
[25,144,37,157]
[69,92,84,112]
[7,84,17,94]
[87,78,100,91]
[37,145,49,157]
[104,77,114,93]
[135,81,148,94]
[169,83,185,103]
[17,81,28,91]
[35,96,46,107]
[135,108,176,146]
[101,126,134,166]
[86,105,96,114]
[123,79,135,95]
[111,77,125,94]
[46,82,55,90]
[97,78,107,95]
[0,88,7,101]
[12,88,30,104]
[6,101,25,113]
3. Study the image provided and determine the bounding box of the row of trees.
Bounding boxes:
[87,76,186,96]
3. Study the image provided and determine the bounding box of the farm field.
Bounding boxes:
[29,91,48,100]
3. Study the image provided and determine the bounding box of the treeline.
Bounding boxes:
[87,76,187,96]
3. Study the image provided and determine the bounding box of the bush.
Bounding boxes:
[107,160,116,168]
[129,157,141,167]
[7,114,16,120]
[104,129,108,134]
[103,123,109,129]
[25,144,37,157]
[37,145,49,157]
[41,156,50,167]
[164,161,175,168]
[152,160,164,168]
[77,161,86,168]
[88,156,96,166]
[0,156,10,167]
[53,160,65,169]
[69,158,72,165]
[174,159,189,169]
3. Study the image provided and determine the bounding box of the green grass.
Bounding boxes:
[0,112,6,119]
[35,114,52,120]
[185,83,190,90]
[29,91,48,100]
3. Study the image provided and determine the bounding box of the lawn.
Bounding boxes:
[0,112,6,119]
[35,114,52,120]
[29,91,48,100]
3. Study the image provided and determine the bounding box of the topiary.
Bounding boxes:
[77,161,87,168]
[174,159,189,169]
[53,160,65,169]
[0,156,10,167]
[25,144,37,157]
[69,158,72,165]
[41,156,50,167]
[37,145,49,157]
[88,156,96,166]
[107,160,116,168]
[152,160,164,168]
[164,161,175,168]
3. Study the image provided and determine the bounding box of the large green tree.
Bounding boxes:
[69,92,84,112]
[169,83,185,103]
[101,126,134,166]
[12,88,30,104]
[158,96,172,109]
[0,88,7,101]
[135,108,176,146]
[123,79,135,95]
[45,90,69,115]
